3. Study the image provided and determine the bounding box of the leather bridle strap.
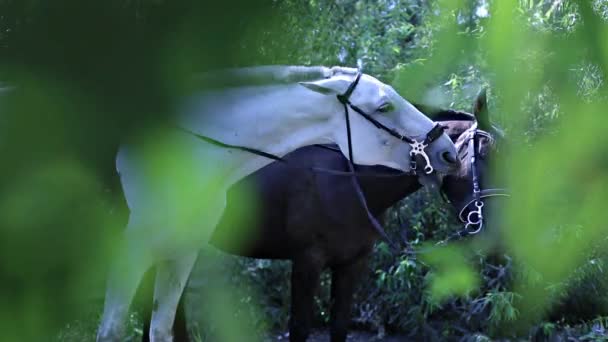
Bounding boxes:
[345,157,401,252]
[177,128,409,178]
[337,72,421,146]
[336,72,445,174]
[336,71,400,252]
[177,128,288,163]
[424,123,447,145]
[344,103,416,144]
[337,72,360,165]
[470,127,481,202]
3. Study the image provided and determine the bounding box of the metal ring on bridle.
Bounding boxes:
[464,200,484,234]
[457,190,510,223]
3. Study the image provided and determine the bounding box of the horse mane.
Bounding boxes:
[194,65,336,88]
[412,103,475,122]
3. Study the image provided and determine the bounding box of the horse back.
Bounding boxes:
[208,145,348,259]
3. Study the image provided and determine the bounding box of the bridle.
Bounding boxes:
[337,72,446,175]
[405,122,511,252]
[453,122,510,235]
[333,71,447,252]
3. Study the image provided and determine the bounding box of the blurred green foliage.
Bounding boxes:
[1,0,608,341]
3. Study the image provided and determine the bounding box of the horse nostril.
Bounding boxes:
[442,151,459,165]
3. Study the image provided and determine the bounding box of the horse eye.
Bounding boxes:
[378,103,393,113]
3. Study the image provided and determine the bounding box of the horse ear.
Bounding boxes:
[299,78,349,95]
[473,88,491,130]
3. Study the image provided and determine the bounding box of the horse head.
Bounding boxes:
[299,69,460,174]
[441,89,509,236]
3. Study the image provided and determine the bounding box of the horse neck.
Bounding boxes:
[176,84,339,187]
[179,83,337,156]
[357,169,421,216]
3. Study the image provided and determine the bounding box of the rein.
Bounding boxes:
[177,129,408,179]
[332,71,446,252]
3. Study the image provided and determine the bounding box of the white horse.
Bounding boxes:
[96,66,459,342]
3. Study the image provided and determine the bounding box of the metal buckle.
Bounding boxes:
[410,159,417,172]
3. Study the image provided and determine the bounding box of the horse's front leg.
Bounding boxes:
[148,252,198,342]
[97,234,154,342]
[140,266,156,342]
[289,253,324,342]
[330,256,368,342]
[140,268,189,342]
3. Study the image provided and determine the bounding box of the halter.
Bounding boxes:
[455,123,510,235]
[336,72,446,174]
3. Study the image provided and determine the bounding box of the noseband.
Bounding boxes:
[456,123,510,235]
[337,72,445,174]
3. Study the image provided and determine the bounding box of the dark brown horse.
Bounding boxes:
[140,91,504,342]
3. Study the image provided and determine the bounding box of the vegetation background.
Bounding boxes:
[1,0,607,341]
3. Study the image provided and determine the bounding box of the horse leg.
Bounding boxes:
[139,267,156,342]
[112,142,226,342]
[148,252,197,342]
[140,268,189,342]
[173,288,189,342]
[289,254,324,342]
[97,236,153,342]
[330,256,368,342]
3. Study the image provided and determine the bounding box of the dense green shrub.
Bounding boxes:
[215,1,608,340]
